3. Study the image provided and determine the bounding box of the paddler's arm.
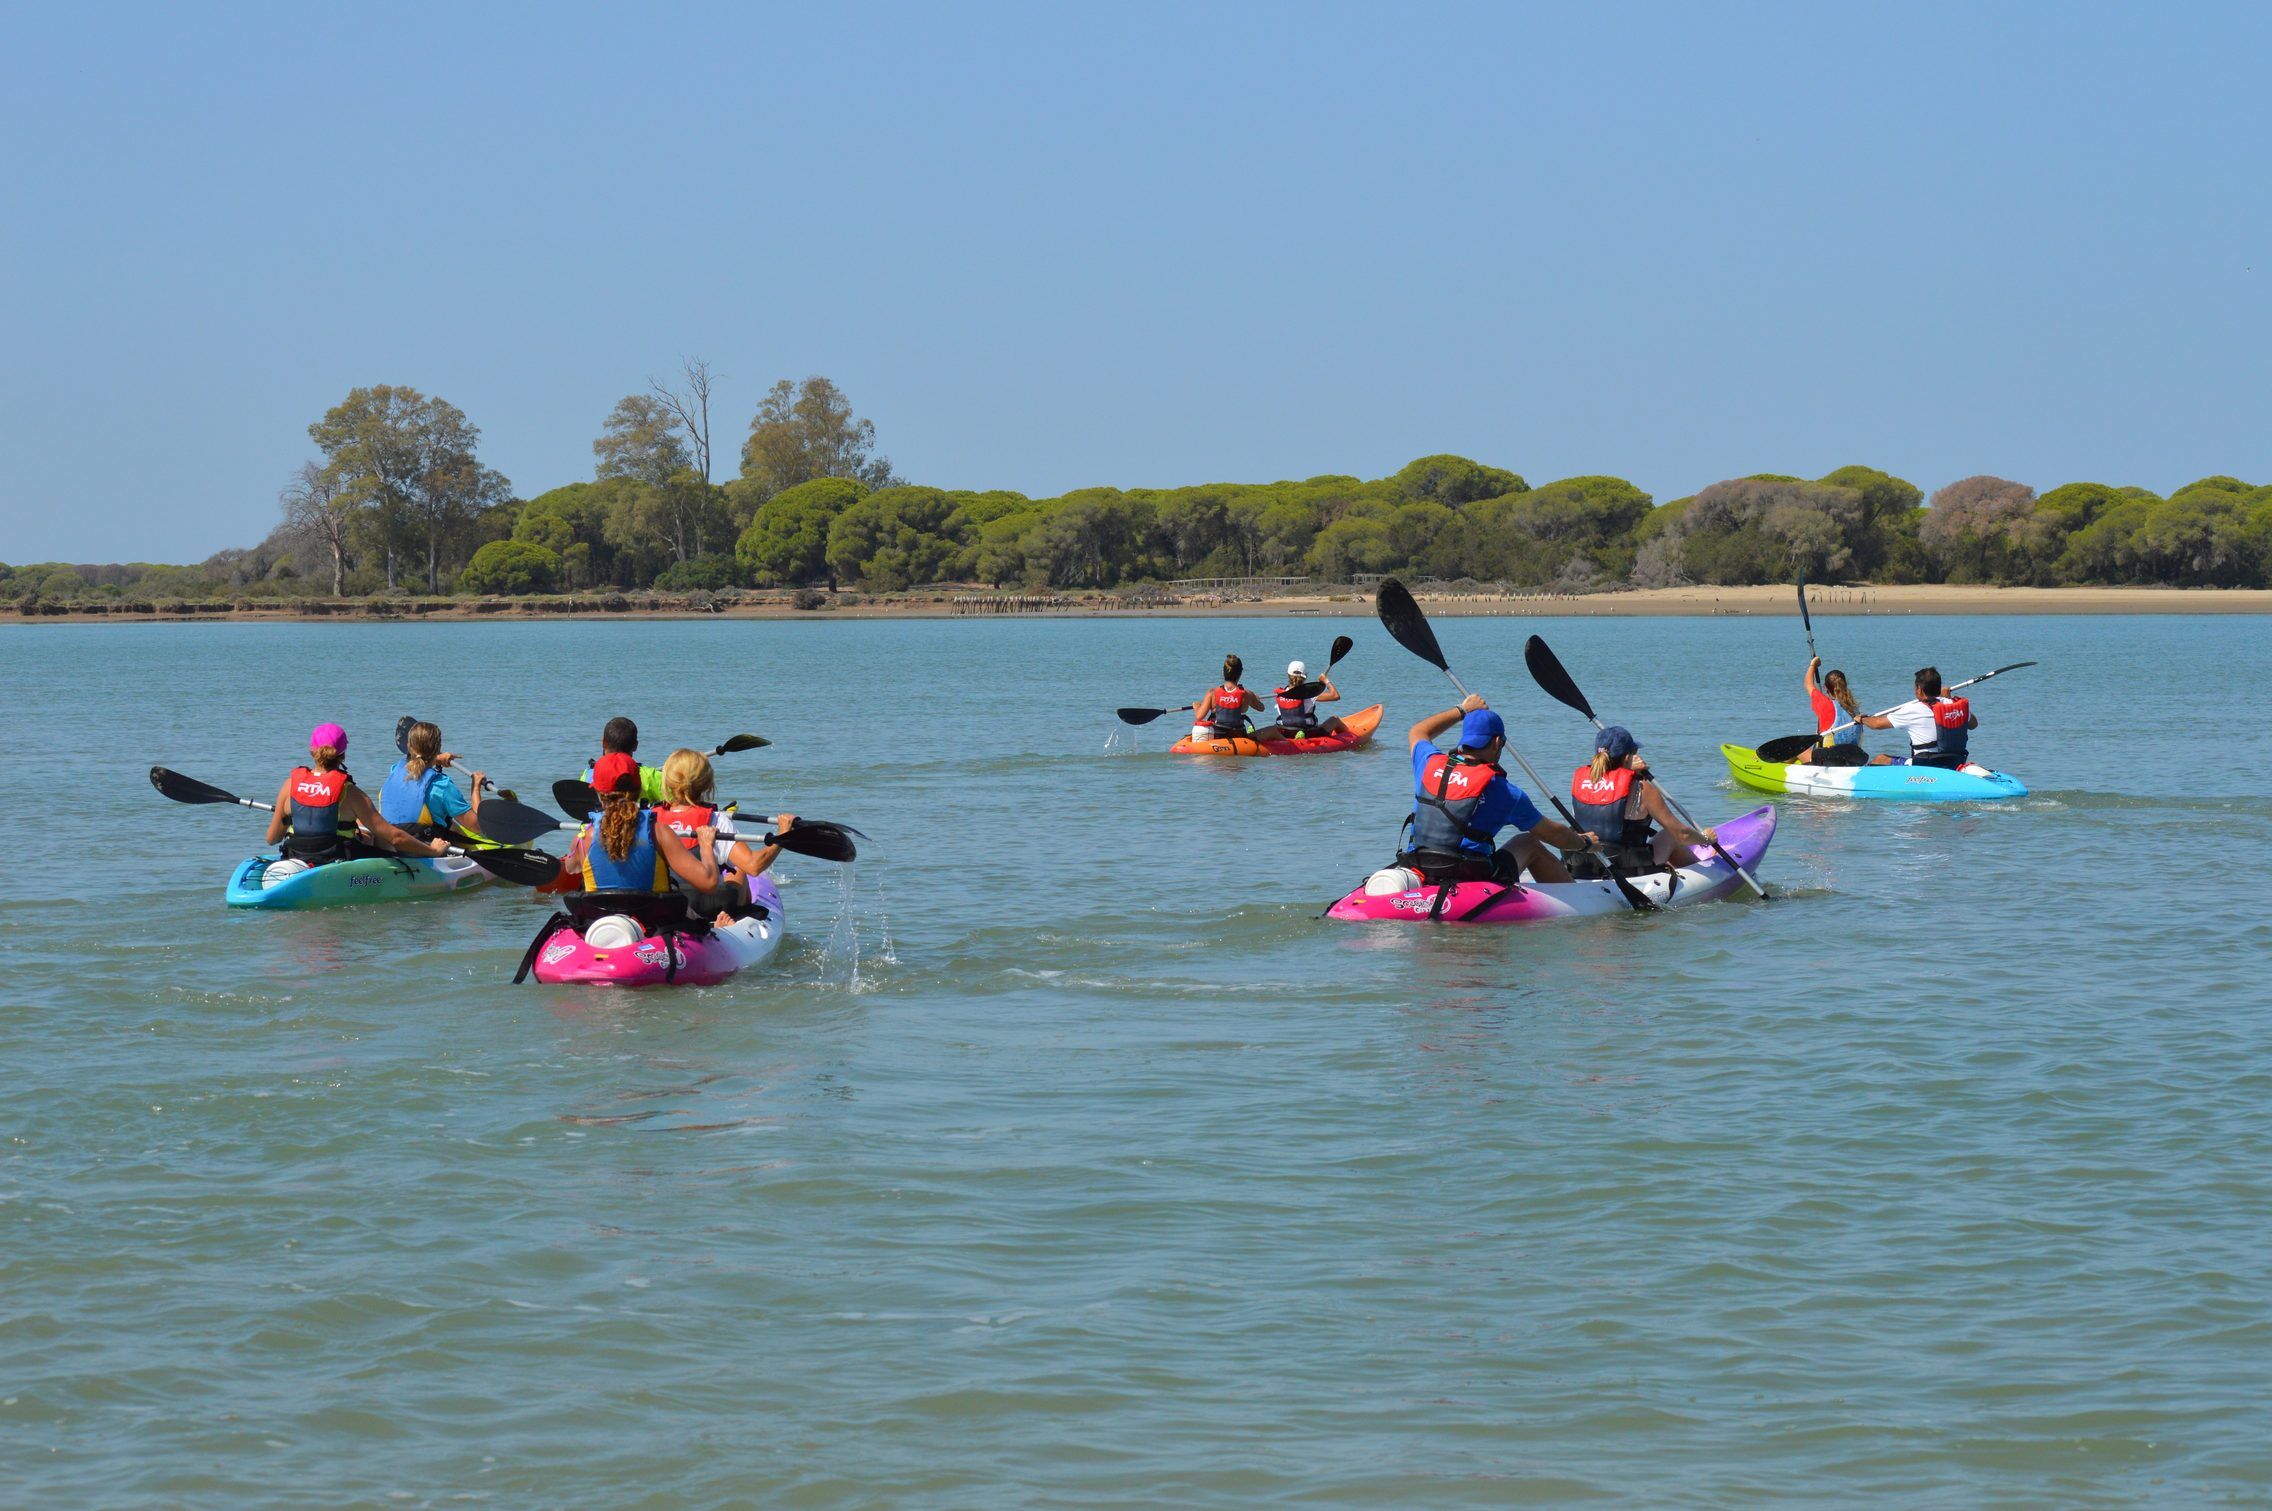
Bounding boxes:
[1857,712,1895,730]
[264,776,293,844]
[1409,694,1485,749]
[1638,782,1715,848]
[1315,677,1340,704]
[1528,816,1598,852]
[348,787,448,857]
[726,814,795,880]
[662,825,723,890]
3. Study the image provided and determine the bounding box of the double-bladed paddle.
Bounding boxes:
[1116,705,1197,726]
[149,766,563,888]
[548,778,862,863]
[1122,636,1356,723]
[1758,661,2039,760]
[1373,580,1657,914]
[1520,635,1768,902]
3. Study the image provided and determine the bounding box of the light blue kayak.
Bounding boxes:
[223,853,490,909]
[1721,744,2028,801]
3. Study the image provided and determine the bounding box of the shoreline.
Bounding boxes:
[11,582,2272,625]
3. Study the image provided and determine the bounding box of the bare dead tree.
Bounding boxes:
[651,356,718,483]
[279,459,356,595]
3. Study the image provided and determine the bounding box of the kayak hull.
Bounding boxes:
[223,853,489,910]
[1324,805,1776,924]
[531,877,786,986]
[1171,703,1384,757]
[1721,743,2027,800]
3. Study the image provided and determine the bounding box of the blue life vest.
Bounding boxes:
[582,808,669,893]
[378,759,448,830]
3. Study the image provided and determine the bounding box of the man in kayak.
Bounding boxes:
[1572,726,1719,871]
[1792,656,1880,766]
[265,722,450,864]
[1188,655,1266,743]
[1251,658,1349,743]
[1400,696,1596,885]
[1857,666,1977,769]
[584,716,668,802]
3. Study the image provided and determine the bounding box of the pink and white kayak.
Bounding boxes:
[529,876,786,986]
[1324,805,1776,923]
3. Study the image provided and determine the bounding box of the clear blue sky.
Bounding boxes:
[3,1,2266,563]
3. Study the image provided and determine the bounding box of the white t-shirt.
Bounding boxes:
[1881,699,1938,751]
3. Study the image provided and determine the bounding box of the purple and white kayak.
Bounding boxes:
[1324,805,1776,924]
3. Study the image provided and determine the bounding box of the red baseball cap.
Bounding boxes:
[591,751,641,795]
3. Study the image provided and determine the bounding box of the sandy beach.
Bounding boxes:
[13,582,2272,625]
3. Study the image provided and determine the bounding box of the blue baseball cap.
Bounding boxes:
[1458,708,1506,749]
[1595,725,1639,759]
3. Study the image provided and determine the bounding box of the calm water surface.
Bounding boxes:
[4,614,2269,1506]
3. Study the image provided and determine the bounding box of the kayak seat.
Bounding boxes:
[562,889,715,939]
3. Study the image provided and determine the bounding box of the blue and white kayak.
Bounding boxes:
[1720,743,2028,801]
[223,853,490,909]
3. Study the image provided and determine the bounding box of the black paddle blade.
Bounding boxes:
[150,766,240,806]
[465,796,569,847]
[1285,681,1326,700]
[1796,576,1813,636]
[462,846,564,888]
[1116,707,1178,726]
[394,715,416,754]
[1375,579,1449,672]
[1326,633,1354,667]
[1754,734,1818,763]
[1522,635,1596,722]
[552,778,598,820]
[712,733,770,755]
[769,822,857,863]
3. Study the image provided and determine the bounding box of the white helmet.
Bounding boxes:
[1286,660,1307,678]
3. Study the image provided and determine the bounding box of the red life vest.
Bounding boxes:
[1571,764,1647,845]
[1203,684,1249,735]
[283,765,356,863]
[1274,684,1317,730]
[653,802,715,841]
[1916,696,1971,761]
[1409,751,1504,854]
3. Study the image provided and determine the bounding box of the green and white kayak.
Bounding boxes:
[1720,743,2028,801]
[223,853,490,910]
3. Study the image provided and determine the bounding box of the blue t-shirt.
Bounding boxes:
[1409,743,1544,854]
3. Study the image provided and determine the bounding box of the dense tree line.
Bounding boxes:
[9,372,2272,606]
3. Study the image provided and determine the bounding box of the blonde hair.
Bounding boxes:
[1589,750,1612,780]
[309,743,345,772]
[660,748,715,807]
[404,721,441,779]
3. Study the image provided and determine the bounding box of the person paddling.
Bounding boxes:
[1400,696,1595,886]
[378,721,487,838]
[1793,656,1882,766]
[265,722,447,864]
[653,748,795,924]
[1571,726,1718,872]
[556,751,723,895]
[582,716,668,803]
[1857,666,1978,769]
[1189,655,1265,743]
[1253,658,1348,742]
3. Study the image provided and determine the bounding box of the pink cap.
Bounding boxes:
[309,722,349,752]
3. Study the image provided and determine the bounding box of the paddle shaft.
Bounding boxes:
[1815,663,2032,740]
[1798,578,1819,666]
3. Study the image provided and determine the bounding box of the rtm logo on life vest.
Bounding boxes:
[1419,752,1497,799]
[1933,697,1971,731]
[1573,767,1634,806]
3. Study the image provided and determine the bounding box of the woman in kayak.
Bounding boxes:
[1401,697,1595,885]
[1571,726,1718,870]
[1251,658,1349,742]
[1792,656,1884,766]
[377,721,486,839]
[1189,655,1265,743]
[653,748,795,923]
[264,722,449,864]
[1857,666,1977,769]
[556,751,724,895]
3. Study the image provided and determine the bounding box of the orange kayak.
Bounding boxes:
[1170,703,1383,757]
